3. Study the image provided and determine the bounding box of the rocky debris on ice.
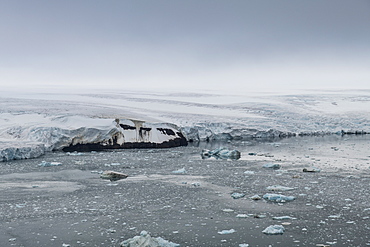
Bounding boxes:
[262,225,285,235]
[201,147,241,160]
[0,141,45,161]
[100,171,128,181]
[120,230,180,247]
[263,193,295,203]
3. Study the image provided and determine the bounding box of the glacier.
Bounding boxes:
[0,114,186,161]
[1,89,370,161]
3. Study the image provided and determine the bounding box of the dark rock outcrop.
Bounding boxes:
[62,119,187,152]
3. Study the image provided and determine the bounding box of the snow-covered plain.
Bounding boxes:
[1,88,370,161]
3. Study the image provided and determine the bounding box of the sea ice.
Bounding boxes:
[201,147,241,160]
[273,216,295,220]
[38,161,62,167]
[120,231,180,247]
[266,185,295,191]
[262,225,285,235]
[236,214,249,218]
[172,168,186,174]
[231,192,245,199]
[263,163,281,169]
[222,209,234,212]
[303,167,321,172]
[249,195,262,200]
[263,193,295,202]
[218,229,236,234]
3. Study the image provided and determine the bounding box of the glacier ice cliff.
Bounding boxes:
[0,115,187,161]
[1,90,370,161]
[180,123,296,142]
[0,141,45,162]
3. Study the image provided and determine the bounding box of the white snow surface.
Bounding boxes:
[1,88,370,160]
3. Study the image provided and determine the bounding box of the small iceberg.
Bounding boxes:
[218,229,236,235]
[303,167,321,172]
[273,216,295,220]
[231,192,245,199]
[100,171,128,181]
[38,161,62,167]
[172,168,187,174]
[263,193,295,203]
[249,195,262,200]
[201,148,241,160]
[266,185,295,191]
[262,163,281,169]
[262,225,285,235]
[120,231,180,247]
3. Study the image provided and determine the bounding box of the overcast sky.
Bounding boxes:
[1,0,370,93]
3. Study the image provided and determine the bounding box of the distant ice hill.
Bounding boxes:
[1,89,369,161]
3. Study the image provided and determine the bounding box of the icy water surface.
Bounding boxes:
[0,135,369,247]
[194,135,370,173]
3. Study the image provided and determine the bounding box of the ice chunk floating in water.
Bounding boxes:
[231,192,245,199]
[262,225,285,235]
[266,185,295,191]
[263,193,295,202]
[120,231,180,247]
[172,168,187,174]
[38,161,62,167]
[218,229,236,234]
[201,147,241,160]
[262,163,281,169]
